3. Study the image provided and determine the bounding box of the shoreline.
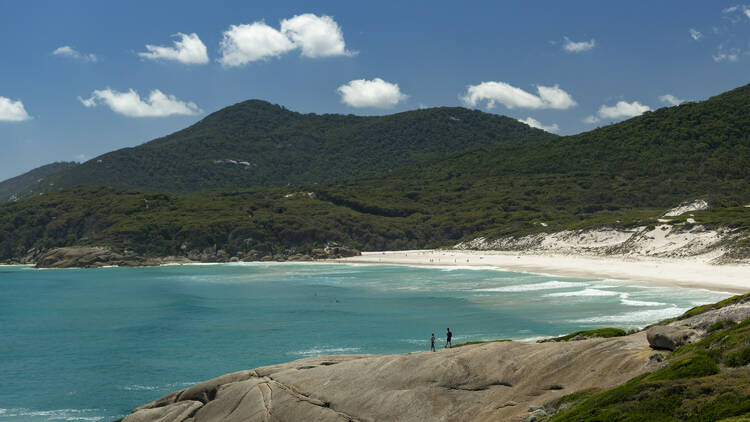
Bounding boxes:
[335,250,750,294]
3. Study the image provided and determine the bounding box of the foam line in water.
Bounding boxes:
[546,288,620,297]
[475,280,587,292]
[289,347,362,357]
[619,293,667,307]
[0,408,105,421]
[571,306,688,324]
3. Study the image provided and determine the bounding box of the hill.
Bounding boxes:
[1,83,749,264]
[0,161,78,202]
[31,101,550,193]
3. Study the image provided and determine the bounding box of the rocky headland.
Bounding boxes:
[120,297,750,422]
[17,244,361,269]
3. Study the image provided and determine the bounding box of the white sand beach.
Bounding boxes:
[337,250,750,293]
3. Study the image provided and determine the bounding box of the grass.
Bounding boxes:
[538,328,627,343]
[545,300,750,421]
[451,339,511,348]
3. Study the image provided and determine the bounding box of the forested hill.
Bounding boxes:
[33,101,551,193]
[0,161,78,202]
[323,82,750,235]
[1,83,748,264]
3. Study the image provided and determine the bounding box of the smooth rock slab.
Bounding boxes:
[124,401,203,422]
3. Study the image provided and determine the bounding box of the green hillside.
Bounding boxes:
[0,162,78,202]
[1,83,749,263]
[33,101,550,193]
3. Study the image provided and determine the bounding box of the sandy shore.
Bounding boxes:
[336,250,750,293]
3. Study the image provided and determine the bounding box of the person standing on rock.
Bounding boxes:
[445,328,452,348]
[430,333,436,352]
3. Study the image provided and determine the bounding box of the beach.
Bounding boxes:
[336,250,750,293]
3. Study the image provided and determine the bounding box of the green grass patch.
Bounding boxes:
[451,339,511,348]
[538,328,627,343]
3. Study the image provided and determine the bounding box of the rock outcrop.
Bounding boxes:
[646,326,698,351]
[123,332,660,422]
[31,244,360,268]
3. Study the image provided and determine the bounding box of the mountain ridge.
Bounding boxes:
[28,100,551,194]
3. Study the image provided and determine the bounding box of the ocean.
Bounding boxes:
[0,262,732,421]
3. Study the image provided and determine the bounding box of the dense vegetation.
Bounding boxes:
[547,295,750,421]
[29,101,549,194]
[0,161,78,202]
[1,83,749,262]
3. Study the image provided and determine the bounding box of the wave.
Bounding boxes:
[0,408,105,421]
[619,293,667,307]
[120,381,195,392]
[546,288,620,297]
[571,306,688,324]
[289,347,361,357]
[475,280,587,292]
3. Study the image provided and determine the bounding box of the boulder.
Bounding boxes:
[646,326,698,351]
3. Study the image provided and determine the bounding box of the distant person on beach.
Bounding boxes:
[445,328,452,348]
[430,333,436,352]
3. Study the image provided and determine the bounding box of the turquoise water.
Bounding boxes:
[0,263,732,421]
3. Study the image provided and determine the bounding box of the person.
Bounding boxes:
[445,328,452,348]
[430,333,436,352]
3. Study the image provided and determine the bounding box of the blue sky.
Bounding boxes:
[1,0,749,180]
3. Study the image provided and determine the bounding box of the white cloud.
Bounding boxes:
[138,33,209,64]
[219,14,353,67]
[562,36,596,53]
[78,88,201,117]
[519,117,559,133]
[0,96,32,121]
[598,101,651,119]
[584,100,651,124]
[583,115,600,124]
[52,45,97,62]
[713,48,740,62]
[76,154,87,162]
[659,94,684,106]
[280,13,354,58]
[337,78,408,108]
[219,22,295,66]
[689,29,703,41]
[721,5,750,22]
[460,81,576,110]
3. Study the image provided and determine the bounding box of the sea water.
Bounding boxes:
[0,263,732,420]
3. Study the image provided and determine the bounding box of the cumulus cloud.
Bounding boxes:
[219,14,352,67]
[280,13,354,58]
[519,117,559,133]
[562,36,596,53]
[337,78,408,108]
[659,94,684,106]
[689,29,703,41]
[218,22,295,66]
[52,45,97,62]
[78,88,201,117]
[461,81,576,110]
[0,96,31,121]
[138,33,209,64]
[584,100,651,123]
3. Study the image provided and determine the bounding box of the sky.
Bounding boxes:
[1,1,749,181]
